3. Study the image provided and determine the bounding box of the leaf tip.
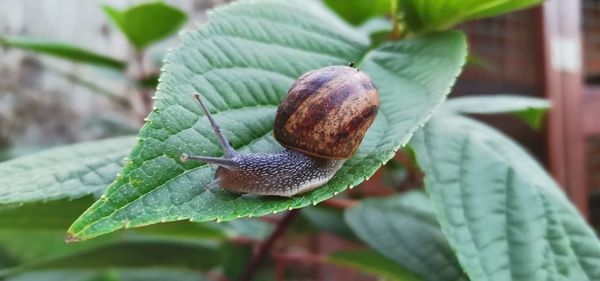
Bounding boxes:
[65,233,81,243]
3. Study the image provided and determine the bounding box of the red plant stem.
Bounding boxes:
[258,215,281,224]
[239,209,300,281]
[320,198,358,209]
[275,255,286,281]
[272,252,325,264]
[230,236,261,245]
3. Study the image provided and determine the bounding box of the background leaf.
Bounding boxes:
[0,36,125,70]
[327,250,423,281]
[103,2,187,49]
[399,0,543,33]
[323,0,390,25]
[359,18,393,47]
[0,136,134,205]
[223,219,273,240]
[6,271,102,281]
[0,197,96,229]
[411,114,600,281]
[345,191,467,281]
[0,223,227,278]
[68,0,466,241]
[0,240,219,277]
[6,269,210,281]
[302,206,357,240]
[0,230,119,268]
[443,95,550,129]
[221,243,252,281]
[0,112,258,268]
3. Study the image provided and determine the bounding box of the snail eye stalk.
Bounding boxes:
[192,93,236,158]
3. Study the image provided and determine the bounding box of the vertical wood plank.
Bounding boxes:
[536,0,588,216]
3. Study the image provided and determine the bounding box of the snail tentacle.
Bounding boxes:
[180,153,237,168]
[192,92,236,157]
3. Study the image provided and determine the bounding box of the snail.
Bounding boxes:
[180,63,379,197]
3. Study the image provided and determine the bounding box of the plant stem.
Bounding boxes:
[239,209,300,281]
[272,252,325,264]
[389,0,405,40]
[321,198,358,209]
[45,65,131,108]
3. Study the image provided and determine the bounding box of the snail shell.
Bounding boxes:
[274,65,379,159]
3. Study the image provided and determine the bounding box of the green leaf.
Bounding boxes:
[103,2,187,49]
[221,244,252,280]
[0,197,96,229]
[6,269,210,281]
[0,235,219,277]
[113,269,211,281]
[465,54,495,72]
[0,222,229,267]
[0,230,118,265]
[130,221,228,241]
[68,0,467,241]
[224,219,273,240]
[381,159,408,188]
[443,95,551,129]
[324,0,390,25]
[5,271,100,281]
[399,0,543,33]
[345,191,467,281]
[411,114,600,281]
[0,136,135,205]
[0,36,125,70]
[359,17,392,47]
[0,249,18,270]
[302,206,357,240]
[327,250,423,281]
[0,223,226,276]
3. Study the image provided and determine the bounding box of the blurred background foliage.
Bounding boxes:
[1,0,598,281]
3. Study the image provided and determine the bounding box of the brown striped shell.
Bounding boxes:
[273,65,379,160]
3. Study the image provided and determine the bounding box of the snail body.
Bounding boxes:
[181,64,379,197]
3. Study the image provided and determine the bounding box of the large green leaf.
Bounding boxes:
[0,230,118,266]
[443,95,550,129]
[0,137,132,232]
[302,206,357,240]
[0,237,219,277]
[110,269,210,281]
[221,243,252,281]
[400,0,542,33]
[0,223,232,272]
[345,191,467,281]
[7,269,210,281]
[5,271,102,281]
[359,18,393,47]
[411,114,600,281]
[68,0,467,241]
[0,137,134,205]
[323,0,390,25]
[0,36,126,70]
[103,2,187,49]
[327,250,423,281]
[0,197,96,229]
